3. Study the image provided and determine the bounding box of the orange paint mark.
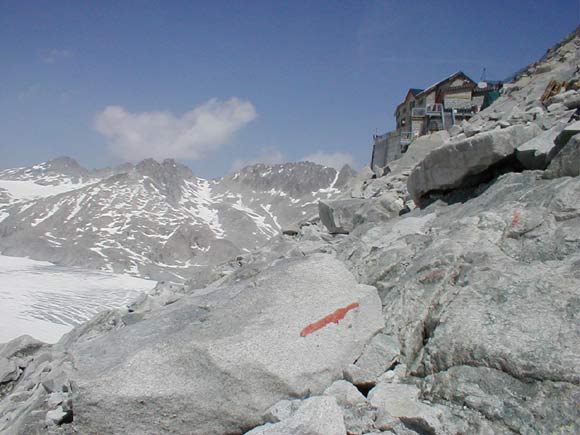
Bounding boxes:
[419,269,444,284]
[300,302,359,337]
[511,210,520,227]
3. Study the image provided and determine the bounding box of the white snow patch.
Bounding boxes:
[0,179,94,203]
[261,204,281,230]
[181,179,225,238]
[232,196,278,237]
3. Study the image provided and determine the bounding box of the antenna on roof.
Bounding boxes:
[477,68,488,89]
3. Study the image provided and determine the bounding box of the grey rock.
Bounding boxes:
[323,380,376,435]
[245,396,346,435]
[549,90,576,105]
[281,223,300,236]
[498,120,511,128]
[262,399,302,424]
[462,121,482,138]
[65,255,383,435]
[369,382,454,435]
[547,102,566,112]
[0,335,46,360]
[516,122,567,169]
[423,366,580,435]
[544,132,580,178]
[553,119,580,148]
[562,90,580,109]
[507,105,531,122]
[45,405,71,426]
[0,358,19,384]
[387,131,449,177]
[344,333,400,387]
[353,192,405,227]
[319,198,366,234]
[336,171,580,434]
[324,380,368,406]
[407,124,542,202]
[526,106,545,118]
[448,125,462,136]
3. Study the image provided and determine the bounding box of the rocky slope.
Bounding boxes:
[1,27,580,435]
[0,158,353,281]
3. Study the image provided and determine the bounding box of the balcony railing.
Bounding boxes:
[411,104,444,117]
[411,107,426,117]
[425,104,444,115]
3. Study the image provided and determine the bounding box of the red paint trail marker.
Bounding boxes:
[511,210,520,227]
[300,302,359,337]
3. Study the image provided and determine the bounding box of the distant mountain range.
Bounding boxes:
[0,157,355,281]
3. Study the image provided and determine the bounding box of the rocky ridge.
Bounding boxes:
[0,158,352,281]
[1,27,580,435]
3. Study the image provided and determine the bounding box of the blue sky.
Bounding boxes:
[1,0,578,178]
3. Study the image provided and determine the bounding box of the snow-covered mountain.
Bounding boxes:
[0,157,354,281]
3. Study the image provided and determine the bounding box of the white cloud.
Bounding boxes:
[231,146,285,171]
[39,48,73,63]
[95,98,257,161]
[302,151,355,170]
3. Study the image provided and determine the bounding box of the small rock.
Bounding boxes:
[344,333,400,387]
[263,399,301,423]
[448,125,462,136]
[319,199,366,234]
[526,106,544,119]
[562,91,580,109]
[46,392,66,409]
[547,102,566,113]
[281,224,300,236]
[0,358,19,384]
[45,406,73,426]
[462,122,481,138]
[369,382,443,435]
[324,380,368,406]
[245,396,346,435]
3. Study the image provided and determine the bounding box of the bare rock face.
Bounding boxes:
[544,132,580,178]
[51,254,382,435]
[407,124,541,202]
[335,171,580,434]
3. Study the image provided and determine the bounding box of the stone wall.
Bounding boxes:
[371,132,402,175]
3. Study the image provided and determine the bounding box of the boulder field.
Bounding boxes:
[1,25,580,435]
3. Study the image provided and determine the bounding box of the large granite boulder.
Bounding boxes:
[544,132,580,178]
[319,198,366,234]
[61,254,383,435]
[516,122,567,169]
[387,131,450,176]
[407,124,541,202]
